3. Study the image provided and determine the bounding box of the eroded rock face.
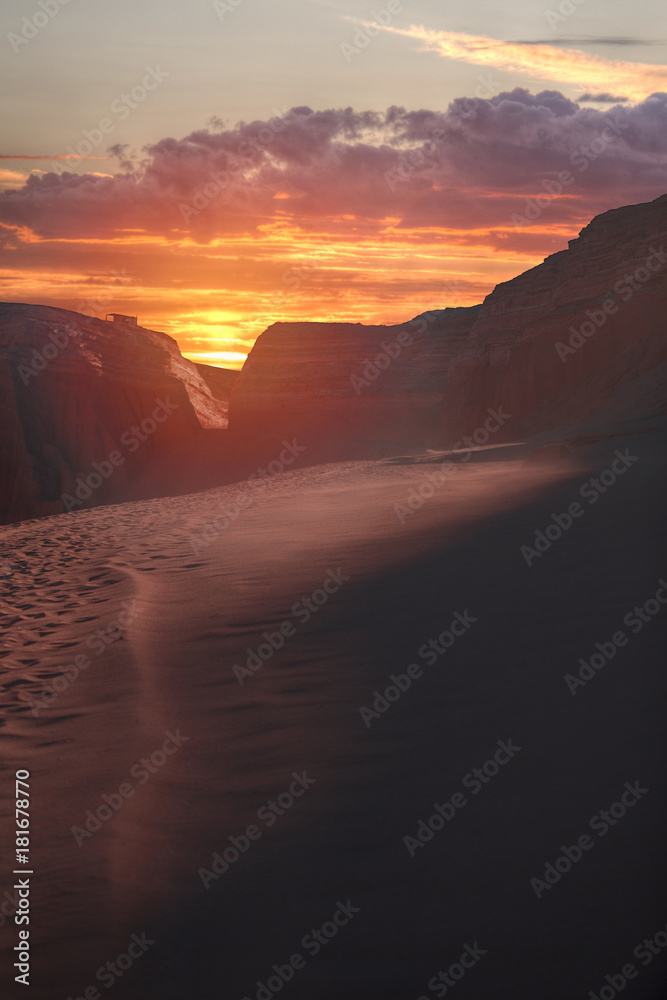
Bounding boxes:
[440,194,667,443]
[2,196,665,525]
[0,305,229,524]
[228,307,480,446]
[194,363,240,426]
[229,195,667,446]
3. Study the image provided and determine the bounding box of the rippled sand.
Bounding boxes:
[1,444,665,999]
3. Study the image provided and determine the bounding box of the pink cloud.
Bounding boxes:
[1,90,666,243]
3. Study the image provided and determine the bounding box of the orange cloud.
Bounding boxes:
[0,216,600,368]
[0,155,108,160]
[375,24,667,101]
[2,95,666,367]
[0,169,28,188]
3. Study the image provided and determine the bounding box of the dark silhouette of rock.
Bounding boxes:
[230,195,667,446]
[194,362,240,425]
[228,308,479,446]
[2,195,665,525]
[440,194,667,444]
[0,305,229,524]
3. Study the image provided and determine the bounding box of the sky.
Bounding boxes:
[1,0,666,367]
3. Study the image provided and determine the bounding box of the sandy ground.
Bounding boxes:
[0,439,665,999]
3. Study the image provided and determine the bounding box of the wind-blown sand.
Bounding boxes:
[1,438,665,999]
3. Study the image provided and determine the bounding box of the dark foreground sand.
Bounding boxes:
[0,437,666,999]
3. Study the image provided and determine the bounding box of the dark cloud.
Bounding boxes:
[577,93,630,104]
[509,36,661,46]
[1,90,666,241]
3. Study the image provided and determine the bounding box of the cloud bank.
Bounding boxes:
[1,89,665,362]
[1,89,666,242]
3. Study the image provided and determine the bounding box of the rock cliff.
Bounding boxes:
[230,195,667,446]
[440,194,667,443]
[2,195,665,525]
[194,362,240,425]
[0,305,229,524]
[228,307,480,446]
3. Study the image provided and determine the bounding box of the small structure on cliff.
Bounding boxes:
[106,313,138,326]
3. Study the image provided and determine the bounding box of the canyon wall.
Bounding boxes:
[2,195,665,526]
[0,305,229,524]
[194,362,240,426]
[440,194,667,443]
[228,307,480,446]
[230,195,667,446]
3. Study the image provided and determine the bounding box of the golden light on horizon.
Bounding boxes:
[183,350,248,369]
[0,196,606,369]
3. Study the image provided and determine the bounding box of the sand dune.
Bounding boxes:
[1,432,665,998]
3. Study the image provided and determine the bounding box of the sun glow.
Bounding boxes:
[0,189,631,370]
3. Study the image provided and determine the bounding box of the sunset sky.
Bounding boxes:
[1,0,666,367]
